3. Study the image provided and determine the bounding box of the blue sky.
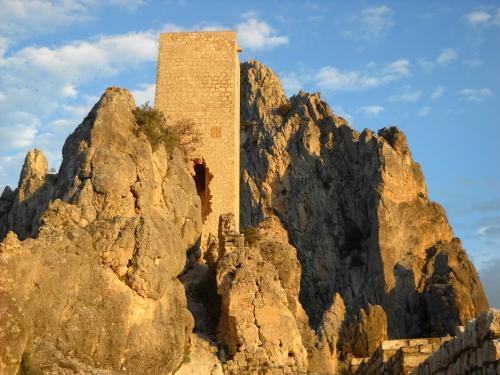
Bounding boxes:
[0,0,498,306]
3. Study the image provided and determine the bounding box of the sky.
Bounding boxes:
[0,0,498,306]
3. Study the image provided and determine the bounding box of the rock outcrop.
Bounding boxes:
[216,214,310,374]
[239,60,489,355]
[0,149,55,240]
[0,87,202,375]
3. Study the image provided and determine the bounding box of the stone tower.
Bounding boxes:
[155,31,240,235]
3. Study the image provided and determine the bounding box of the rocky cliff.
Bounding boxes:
[0,88,202,375]
[0,61,491,375]
[239,60,489,359]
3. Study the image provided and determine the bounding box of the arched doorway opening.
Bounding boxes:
[192,159,212,223]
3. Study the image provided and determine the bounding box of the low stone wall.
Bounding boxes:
[351,337,451,375]
[350,309,499,375]
[412,309,499,375]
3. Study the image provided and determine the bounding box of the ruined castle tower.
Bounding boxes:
[155,31,240,235]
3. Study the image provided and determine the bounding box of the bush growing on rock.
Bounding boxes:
[242,226,261,247]
[133,102,201,156]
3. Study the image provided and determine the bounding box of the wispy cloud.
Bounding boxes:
[430,85,446,100]
[0,0,147,37]
[464,8,500,27]
[389,88,422,102]
[437,48,458,65]
[314,59,409,92]
[465,10,492,25]
[281,58,410,95]
[458,88,494,102]
[417,106,431,117]
[417,58,435,73]
[357,105,384,116]
[236,16,288,51]
[341,5,394,40]
[360,5,394,36]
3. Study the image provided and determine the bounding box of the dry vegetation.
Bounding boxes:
[133,102,201,156]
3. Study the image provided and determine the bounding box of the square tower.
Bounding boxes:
[155,31,240,235]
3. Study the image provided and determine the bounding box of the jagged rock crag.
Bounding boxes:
[0,88,202,375]
[239,60,489,357]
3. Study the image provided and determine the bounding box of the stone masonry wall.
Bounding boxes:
[351,337,452,375]
[350,309,499,375]
[412,309,499,375]
[156,31,240,236]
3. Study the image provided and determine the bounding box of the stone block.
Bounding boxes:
[382,339,409,351]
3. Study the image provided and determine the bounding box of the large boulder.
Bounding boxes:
[0,87,202,375]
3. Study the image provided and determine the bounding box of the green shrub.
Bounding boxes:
[277,102,293,117]
[133,102,201,156]
[242,226,261,247]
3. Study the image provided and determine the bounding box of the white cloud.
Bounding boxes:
[236,17,288,51]
[386,59,410,76]
[430,85,446,100]
[458,88,494,102]
[437,48,458,65]
[417,106,431,117]
[389,89,422,102]
[0,31,158,119]
[315,59,410,92]
[132,83,156,106]
[465,10,492,25]
[357,105,384,116]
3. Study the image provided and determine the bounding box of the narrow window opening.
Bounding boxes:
[193,159,212,223]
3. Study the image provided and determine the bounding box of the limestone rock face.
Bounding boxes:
[0,149,55,240]
[0,87,202,375]
[239,60,489,352]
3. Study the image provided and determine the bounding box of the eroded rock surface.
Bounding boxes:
[239,60,489,354]
[0,87,202,375]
